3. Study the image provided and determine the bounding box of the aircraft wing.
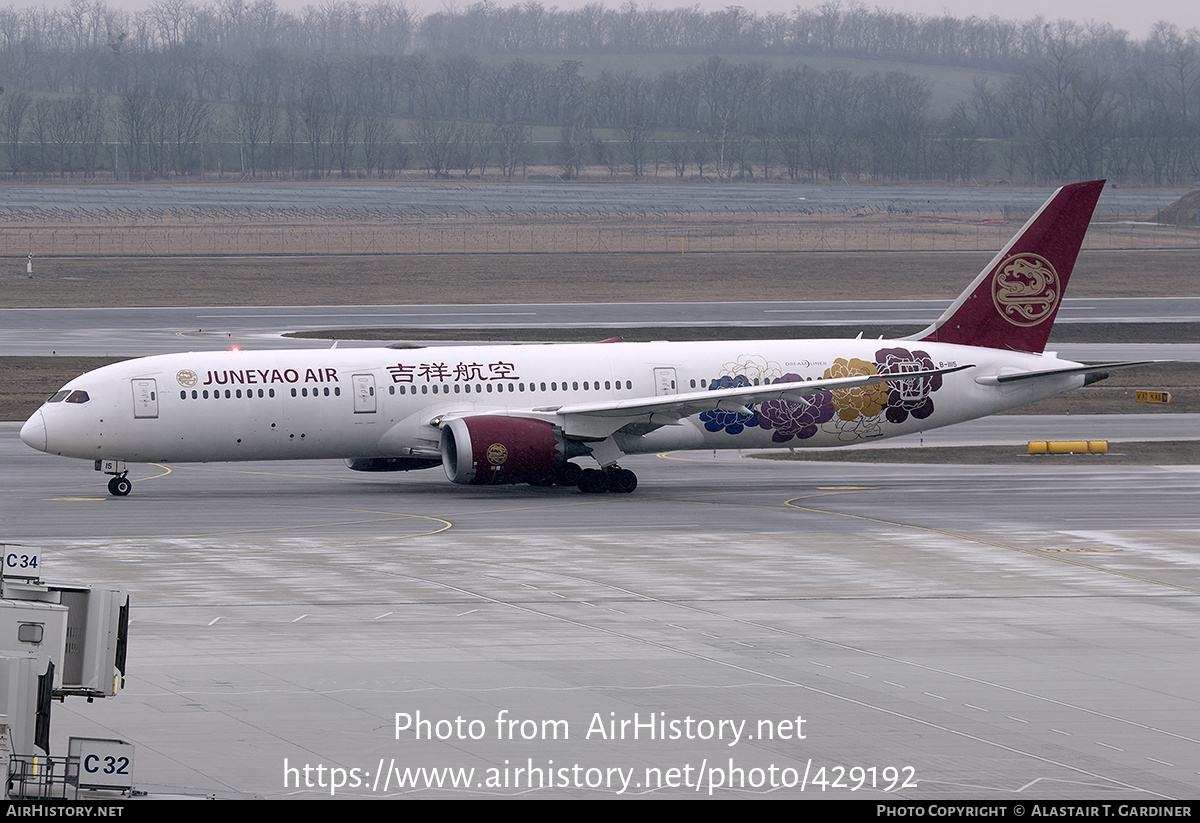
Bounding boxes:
[534,365,971,438]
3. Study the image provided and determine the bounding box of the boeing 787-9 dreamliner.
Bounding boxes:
[21,180,1141,496]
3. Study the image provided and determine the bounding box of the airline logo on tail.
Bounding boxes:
[915,179,1104,353]
[992,252,1059,327]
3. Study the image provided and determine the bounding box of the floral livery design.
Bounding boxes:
[700,347,943,443]
[874,347,942,424]
[699,374,759,434]
[757,375,834,442]
[821,356,890,441]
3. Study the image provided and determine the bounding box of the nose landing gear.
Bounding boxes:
[107,476,132,496]
[96,459,132,496]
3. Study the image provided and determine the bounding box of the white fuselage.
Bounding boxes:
[22,338,1084,466]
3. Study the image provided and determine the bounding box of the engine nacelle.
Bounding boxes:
[345,457,441,472]
[440,416,565,485]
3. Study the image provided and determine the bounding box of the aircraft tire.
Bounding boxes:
[555,462,583,486]
[609,469,638,494]
[108,476,132,496]
[578,469,610,494]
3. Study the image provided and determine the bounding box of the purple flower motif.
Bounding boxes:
[699,374,759,434]
[874,347,942,424]
[756,374,835,442]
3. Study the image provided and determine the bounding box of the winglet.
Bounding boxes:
[912,180,1104,353]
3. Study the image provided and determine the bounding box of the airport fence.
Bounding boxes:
[3,219,1198,258]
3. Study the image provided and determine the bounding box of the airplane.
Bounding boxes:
[20,179,1144,497]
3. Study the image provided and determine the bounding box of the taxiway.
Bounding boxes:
[3,420,1197,799]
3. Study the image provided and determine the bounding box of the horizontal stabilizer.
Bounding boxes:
[973,360,1161,386]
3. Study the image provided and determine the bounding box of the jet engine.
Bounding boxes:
[440,416,567,485]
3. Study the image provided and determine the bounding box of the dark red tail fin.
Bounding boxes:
[914,180,1104,353]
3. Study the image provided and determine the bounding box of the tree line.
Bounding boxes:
[0,1,1198,184]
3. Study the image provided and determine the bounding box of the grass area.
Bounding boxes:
[4,248,1199,309]
[0,356,131,422]
[751,441,1200,465]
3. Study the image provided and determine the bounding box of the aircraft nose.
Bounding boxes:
[19,410,46,452]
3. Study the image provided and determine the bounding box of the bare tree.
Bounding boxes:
[117,92,152,180]
[330,105,360,177]
[493,121,528,178]
[234,98,270,177]
[166,93,211,175]
[48,98,80,177]
[300,93,331,178]
[76,95,108,178]
[361,111,393,177]
[557,115,590,180]
[0,90,31,175]
[411,115,460,178]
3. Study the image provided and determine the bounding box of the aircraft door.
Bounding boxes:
[352,374,377,414]
[653,368,677,396]
[132,379,158,419]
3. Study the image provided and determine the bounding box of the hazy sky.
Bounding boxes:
[100,0,1200,41]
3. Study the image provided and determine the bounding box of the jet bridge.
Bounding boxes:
[0,543,130,799]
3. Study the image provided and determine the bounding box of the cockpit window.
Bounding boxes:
[64,390,90,404]
[46,390,70,403]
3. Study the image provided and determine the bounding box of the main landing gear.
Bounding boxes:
[531,463,639,494]
[577,466,638,495]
